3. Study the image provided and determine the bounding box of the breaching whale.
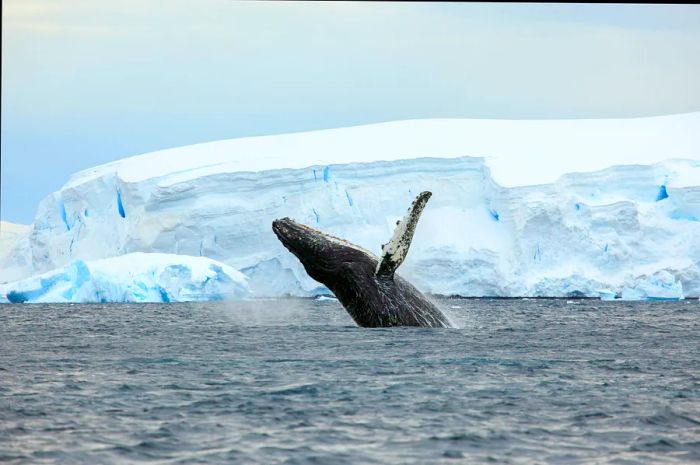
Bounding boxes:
[272,191,452,328]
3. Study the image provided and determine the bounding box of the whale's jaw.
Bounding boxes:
[272,217,376,286]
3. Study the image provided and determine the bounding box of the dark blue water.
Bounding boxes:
[1,299,699,464]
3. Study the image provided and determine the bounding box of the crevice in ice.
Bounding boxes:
[158,286,170,303]
[58,199,70,231]
[345,190,354,206]
[117,190,126,218]
[656,185,669,201]
[323,166,330,182]
[533,243,542,263]
[488,208,500,222]
[312,208,320,224]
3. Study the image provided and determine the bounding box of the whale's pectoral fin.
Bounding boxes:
[376,191,432,278]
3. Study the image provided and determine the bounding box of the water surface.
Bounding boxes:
[1,299,699,464]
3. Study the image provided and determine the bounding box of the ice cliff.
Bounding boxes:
[1,113,699,301]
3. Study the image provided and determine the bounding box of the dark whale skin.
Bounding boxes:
[272,217,452,328]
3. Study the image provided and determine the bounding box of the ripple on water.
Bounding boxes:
[0,299,699,464]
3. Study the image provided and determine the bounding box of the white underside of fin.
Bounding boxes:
[376,191,432,277]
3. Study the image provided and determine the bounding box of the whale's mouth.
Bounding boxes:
[272,217,326,259]
[271,217,290,239]
[272,218,297,251]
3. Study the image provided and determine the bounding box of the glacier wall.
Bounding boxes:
[3,157,699,299]
[1,115,699,300]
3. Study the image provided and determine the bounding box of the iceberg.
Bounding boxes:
[0,253,248,303]
[1,113,699,300]
[620,270,684,301]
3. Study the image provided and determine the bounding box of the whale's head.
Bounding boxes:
[272,217,376,287]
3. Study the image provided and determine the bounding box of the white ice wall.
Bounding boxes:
[2,115,699,299]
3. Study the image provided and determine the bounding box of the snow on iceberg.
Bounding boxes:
[0,253,248,303]
[1,114,699,300]
[0,221,30,264]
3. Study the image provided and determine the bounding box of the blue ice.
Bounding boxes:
[158,287,170,303]
[210,264,232,284]
[6,270,73,303]
[656,185,669,201]
[58,199,70,231]
[670,211,699,222]
[345,190,354,206]
[61,261,91,299]
[117,190,126,218]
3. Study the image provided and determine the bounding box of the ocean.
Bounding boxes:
[1,299,698,464]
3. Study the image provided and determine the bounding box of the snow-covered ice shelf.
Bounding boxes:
[1,113,699,302]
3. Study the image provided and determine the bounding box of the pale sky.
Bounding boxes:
[2,1,700,223]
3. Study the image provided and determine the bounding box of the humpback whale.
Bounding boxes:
[272,192,452,328]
